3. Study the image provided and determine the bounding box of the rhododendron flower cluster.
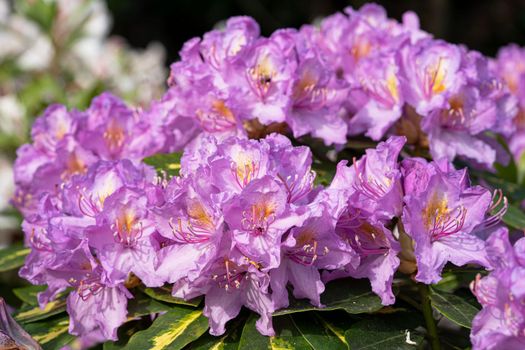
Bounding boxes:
[9,3,525,350]
[161,4,517,169]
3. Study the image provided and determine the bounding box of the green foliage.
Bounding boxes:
[122,306,209,350]
[143,153,182,177]
[21,315,75,350]
[429,288,480,329]
[14,0,57,32]
[141,286,202,307]
[344,314,424,349]
[0,244,30,273]
[12,285,47,306]
[273,279,384,316]
[502,204,525,230]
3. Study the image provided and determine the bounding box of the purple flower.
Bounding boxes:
[492,44,525,163]
[470,228,525,349]
[0,297,41,350]
[155,176,224,284]
[224,176,305,270]
[331,136,406,220]
[287,55,348,145]
[67,270,131,343]
[77,92,164,161]
[402,159,493,284]
[170,248,276,337]
[348,53,404,140]
[202,257,275,336]
[88,187,163,287]
[326,208,400,305]
[400,39,464,116]
[238,36,297,124]
[270,197,354,308]
[421,50,517,168]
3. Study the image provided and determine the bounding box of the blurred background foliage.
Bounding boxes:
[107,0,525,64]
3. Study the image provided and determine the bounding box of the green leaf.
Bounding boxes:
[127,294,172,319]
[517,151,525,185]
[14,298,67,324]
[18,74,65,116]
[144,153,182,177]
[13,285,47,306]
[0,244,30,273]
[190,317,244,350]
[429,288,480,329]
[14,0,57,32]
[274,278,383,316]
[103,320,152,350]
[434,268,484,293]
[238,313,348,350]
[312,161,336,187]
[502,205,525,230]
[22,315,75,350]
[123,306,209,350]
[237,314,272,350]
[290,313,348,350]
[141,286,202,307]
[344,314,424,350]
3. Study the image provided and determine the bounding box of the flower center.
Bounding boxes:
[241,200,276,236]
[103,119,125,151]
[423,193,466,242]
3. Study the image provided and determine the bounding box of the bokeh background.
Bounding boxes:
[108,0,525,65]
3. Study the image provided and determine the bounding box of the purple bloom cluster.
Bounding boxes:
[324,136,505,302]
[161,4,516,168]
[10,3,522,348]
[12,93,167,217]
[12,93,169,345]
[154,133,349,335]
[470,228,525,349]
[156,134,504,335]
[13,108,507,343]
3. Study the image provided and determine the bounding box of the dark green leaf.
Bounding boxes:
[434,268,483,293]
[0,244,30,273]
[237,314,271,350]
[143,153,182,177]
[473,171,525,203]
[274,278,383,316]
[21,315,74,350]
[13,285,47,306]
[123,306,209,350]
[502,205,525,230]
[190,317,244,350]
[238,313,318,350]
[290,313,348,350]
[127,294,171,319]
[312,161,336,187]
[344,314,424,350]
[103,320,151,350]
[14,298,67,324]
[345,139,378,150]
[429,288,480,329]
[141,286,202,307]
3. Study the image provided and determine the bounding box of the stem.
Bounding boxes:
[418,283,441,350]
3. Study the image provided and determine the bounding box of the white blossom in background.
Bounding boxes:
[0,156,15,248]
[0,95,26,138]
[0,0,167,246]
